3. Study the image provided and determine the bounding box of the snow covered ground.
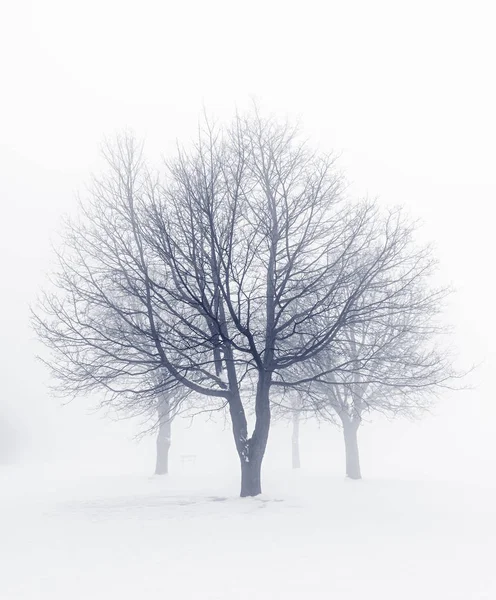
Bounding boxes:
[1,462,496,599]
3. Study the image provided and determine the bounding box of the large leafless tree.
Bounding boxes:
[34,110,453,496]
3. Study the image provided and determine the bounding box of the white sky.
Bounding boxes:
[1,0,495,480]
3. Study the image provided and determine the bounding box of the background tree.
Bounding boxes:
[293,217,455,479]
[150,375,194,476]
[291,395,303,470]
[32,137,194,475]
[270,392,308,469]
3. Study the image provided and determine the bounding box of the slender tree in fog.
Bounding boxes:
[293,219,455,479]
[32,138,192,474]
[153,386,182,475]
[291,396,303,470]
[150,372,194,475]
[273,394,306,469]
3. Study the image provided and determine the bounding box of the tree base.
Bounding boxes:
[343,422,362,481]
[240,460,262,497]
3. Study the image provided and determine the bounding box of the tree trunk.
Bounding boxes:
[240,456,263,497]
[343,420,361,480]
[155,398,172,475]
[236,418,270,497]
[234,372,271,497]
[292,410,301,469]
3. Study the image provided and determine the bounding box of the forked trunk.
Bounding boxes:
[155,398,172,475]
[343,420,361,480]
[232,374,271,497]
[236,423,270,497]
[292,410,301,469]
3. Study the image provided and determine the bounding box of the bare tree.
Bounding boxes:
[291,396,302,470]
[32,137,194,474]
[34,111,452,497]
[139,113,370,495]
[293,220,456,479]
[269,390,306,469]
[140,112,447,495]
[154,392,172,475]
[150,374,196,476]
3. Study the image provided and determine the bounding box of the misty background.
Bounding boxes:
[1,0,494,482]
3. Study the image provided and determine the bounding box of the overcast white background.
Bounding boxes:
[1,0,495,480]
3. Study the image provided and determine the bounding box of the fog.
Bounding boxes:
[1,1,496,598]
